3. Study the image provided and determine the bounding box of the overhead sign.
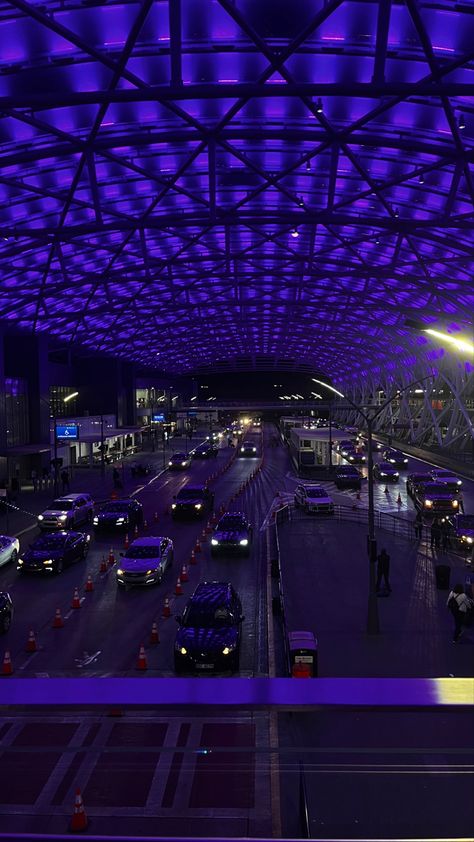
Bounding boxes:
[55,423,79,440]
[152,413,165,423]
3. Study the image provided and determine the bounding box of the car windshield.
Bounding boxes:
[177,488,203,500]
[125,546,159,559]
[457,516,474,530]
[242,441,254,447]
[338,468,358,475]
[34,535,67,549]
[379,463,394,470]
[101,503,130,513]
[305,488,326,498]
[218,516,246,529]
[183,606,233,628]
[434,471,455,480]
[424,484,451,495]
[172,453,187,460]
[412,474,431,482]
[51,500,73,510]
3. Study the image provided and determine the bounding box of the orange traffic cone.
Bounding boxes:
[384,485,389,494]
[136,643,147,671]
[150,622,160,644]
[124,533,129,550]
[194,540,201,553]
[71,587,81,609]
[205,522,213,534]
[70,789,88,832]
[99,556,107,573]
[134,524,139,537]
[52,607,64,628]
[189,550,197,565]
[108,547,115,565]
[162,597,171,618]
[180,564,189,583]
[2,650,13,675]
[143,519,148,530]
[397,493,402,506]
[26,629,37,653]
[201,528,207,541]
[154,511,159,522]
[175,577,183,596]
[85,575,94,593]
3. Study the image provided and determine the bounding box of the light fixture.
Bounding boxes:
[63,391,79,403]
[418,174,425,184]
[424,329,474,355]
[315,98,323,114]
[291,228,299,238]
[312,378,345,398]
[458,114,466,130]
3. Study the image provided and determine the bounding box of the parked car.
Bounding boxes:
[444,514,474,553]
[116,536,173,586]
[168,452,192,470]
[334,466,362,489]
[0,592,13,633]
[373,462,399,482]
[0,535,20,569]
[37,494,94,530]
[211,513,252,555]
[343,448,366,465]
[406,472,433,497]
[174,581,244,673]
[414,482,460,514]
[239,440,257,457]
[93,499,143,531]
[430,469,463,494]
[382,449,409,468]
[171,485,215,519]
[294,484,334,513]
[18,531,90,575]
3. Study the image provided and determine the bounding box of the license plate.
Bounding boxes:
[196,663,214,670]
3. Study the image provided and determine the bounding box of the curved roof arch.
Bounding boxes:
[0,0,473,380]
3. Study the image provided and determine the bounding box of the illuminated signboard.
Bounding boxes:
[55,423,79,440]
[152,413,165,423]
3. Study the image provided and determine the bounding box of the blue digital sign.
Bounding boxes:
[152,413,165,423]
[56,423,79,440]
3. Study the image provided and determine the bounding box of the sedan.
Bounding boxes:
[0,592,13,634]
[174,581,244,673]
[239,440,257,457]
[0,534,20,569]
[294,484,334,513]
[343,449,366,465]
[430,469,463,494]
[211,513,252,556]
[168,452,192,470]
[406,472,433,497]
[382,449,409,468]
[116,536,173,587]
[93,499,143,531]
[18,531,90,575]
[373,462,399,482]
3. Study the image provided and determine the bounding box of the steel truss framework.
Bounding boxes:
[0,0,473,384]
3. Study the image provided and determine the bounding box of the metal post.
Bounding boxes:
[53,417,59,497]
[366,416,380,634]
[162,429,166,470]
[328,403,333,467]
[100,415,105,478]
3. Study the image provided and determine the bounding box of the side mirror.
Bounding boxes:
[175,615,182,624]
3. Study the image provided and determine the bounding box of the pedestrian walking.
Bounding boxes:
[430,518,441,550]
[414,511,423,540]
[376,548,391,593]
[31,469,38,492]
[42,466,50,488]
[60,468,70,493]
[447,583,474,643]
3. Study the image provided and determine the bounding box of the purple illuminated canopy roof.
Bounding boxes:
[0,0,472,380]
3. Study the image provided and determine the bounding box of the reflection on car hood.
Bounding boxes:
[97,511,129,520]
[42,509,68,517]
[214,530,247,542]
[176,626,238,654]
[23,548,64,562]
[120,557,161,572]
[176,496,204,505]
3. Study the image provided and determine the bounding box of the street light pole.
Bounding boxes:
[100,414,105,478]
[53,415,58,497]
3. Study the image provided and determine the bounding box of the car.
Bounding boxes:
[430,469,463,494]
[171,484,215,518]
[444,514,474,553]
[93,498,143,531]
[168,452,192,470]
[414,482,460,514]
[343,448,366,465]
[239,440,257,457]
[174,581,244,673]
[373,462,399,482]
[116,536,173,586]
[192,442,217,458]
[336,440,356,456]
[334,466,362,489]
[0,535,20,569]
[206,431,222,443]
[37,493,94,530]
[294,484,334,514]
[17,531,90,575]
[0,592,13,634]
[130,463,153,477]
[211,513,252,555]
[382,449,409,468]
[406,472,433,497]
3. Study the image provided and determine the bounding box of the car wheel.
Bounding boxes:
[10,549,17,565]
[1,612,11,633]
[55,559,64,575]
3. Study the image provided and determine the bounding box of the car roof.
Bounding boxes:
[179,484,207,492]
[129,536,167,546]
[192,581,234,601]
[102,498,135,505]
[379,462,397,468]
[55,493,90,501]
[219,511,247,519]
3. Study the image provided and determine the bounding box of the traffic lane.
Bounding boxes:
[3,453,263,674]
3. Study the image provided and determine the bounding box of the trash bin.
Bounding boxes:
[288,630,318,677]
[435,564,451,590]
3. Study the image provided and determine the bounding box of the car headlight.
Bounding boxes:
[43,559,53,566]
[146,569,155,576]
[452,500,458,508]
[181,462,186,467]
[252,448,256,452]
[18,559,23,566]
[194,503,202,510]
[37,515,44,521]
[116,517,125,524]
[116,568,123,575]
[59,515,67,521]
[380,472,387,477]
[394,473,399,477]
[93,516,98,524]
[179,646,187,655]
[424,500,433,507]
[171,503,176,509]
[222,644,236,655]
[239,539,249,546]
[211,538,219,546]
[349,456,354,461]
[241,447,244,452]
[361,456,366,461]
[464,536,473,544]
[457,480,462,486]
[168,461,173,466]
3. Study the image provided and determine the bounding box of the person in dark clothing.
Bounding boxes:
[447,583,474,643]
[430,519,441,550]
[440,520,450,553]
[376,548,391,592]
[60,469,70,493]
[414,511,423,540]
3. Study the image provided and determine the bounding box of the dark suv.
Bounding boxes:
[174,581,244,673]
[171,485,214,519]
[37,493,94,530]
